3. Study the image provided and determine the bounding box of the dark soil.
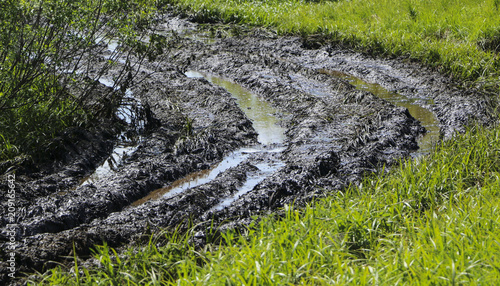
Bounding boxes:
[0,14,497,285]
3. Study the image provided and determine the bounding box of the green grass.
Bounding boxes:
[0,87,90,162]
[169,0,500,89]
[0,0,162,163]
[33,124,500,284]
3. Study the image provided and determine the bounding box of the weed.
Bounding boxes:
[0,134,19,161]
[183,116,194,137]
[408,4,417,21]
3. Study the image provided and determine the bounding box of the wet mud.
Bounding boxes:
[1,14,497,283]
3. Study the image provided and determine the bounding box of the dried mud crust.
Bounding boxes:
[0,16,497,283]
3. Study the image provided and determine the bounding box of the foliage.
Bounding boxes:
[0,0,165,162]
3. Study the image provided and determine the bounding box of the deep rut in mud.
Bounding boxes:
[1,15,497,282]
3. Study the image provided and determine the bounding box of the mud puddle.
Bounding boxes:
[131,146,284,206]
[185,70,287,145]
[133,71,287,207]
[318,69,440,156]
[80,137,140,186]
[81,78,145,186]
[209,161,285,212]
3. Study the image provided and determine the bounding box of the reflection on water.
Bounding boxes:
[81,142,139,186]
[319,69,440,156]
[131,148,255,206]
[131,168,213,207]
[80,78,143,186]
[209,161,285,212]
[185,71,286,145]
[131,146,285,206]
[131,72,287,207]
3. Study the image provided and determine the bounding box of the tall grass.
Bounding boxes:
[34,124,500,284]
[169,0,500,89]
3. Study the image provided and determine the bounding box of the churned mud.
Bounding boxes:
[0,13,497,283]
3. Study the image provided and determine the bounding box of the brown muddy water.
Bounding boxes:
[209,160,285,211]
[185,70,287,145]
[318,69,440,156]
[131,146,285,206]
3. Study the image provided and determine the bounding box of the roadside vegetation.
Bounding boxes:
[0,0,164,164]
[21,0,500,284]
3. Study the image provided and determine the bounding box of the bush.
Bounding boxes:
[0,0,164,163]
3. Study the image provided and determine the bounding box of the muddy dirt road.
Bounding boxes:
[0,15,497,282]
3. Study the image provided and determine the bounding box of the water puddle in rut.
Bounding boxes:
[185,71,286,145]
[131,146,285,207]
[80,79,144,186]
[131,72,286,207]
[318,69,440,156]
[209,161,285,212]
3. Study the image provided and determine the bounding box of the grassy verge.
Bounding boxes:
[34,124,500,284]
[169,0,500,89]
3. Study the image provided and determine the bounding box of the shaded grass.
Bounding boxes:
[0,0,163,163]
[32,228,201,285]
[34,124,500,284]
[168,0,500,89]
[0,89,91,162]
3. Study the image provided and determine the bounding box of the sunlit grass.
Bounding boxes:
[170,0,500,88]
